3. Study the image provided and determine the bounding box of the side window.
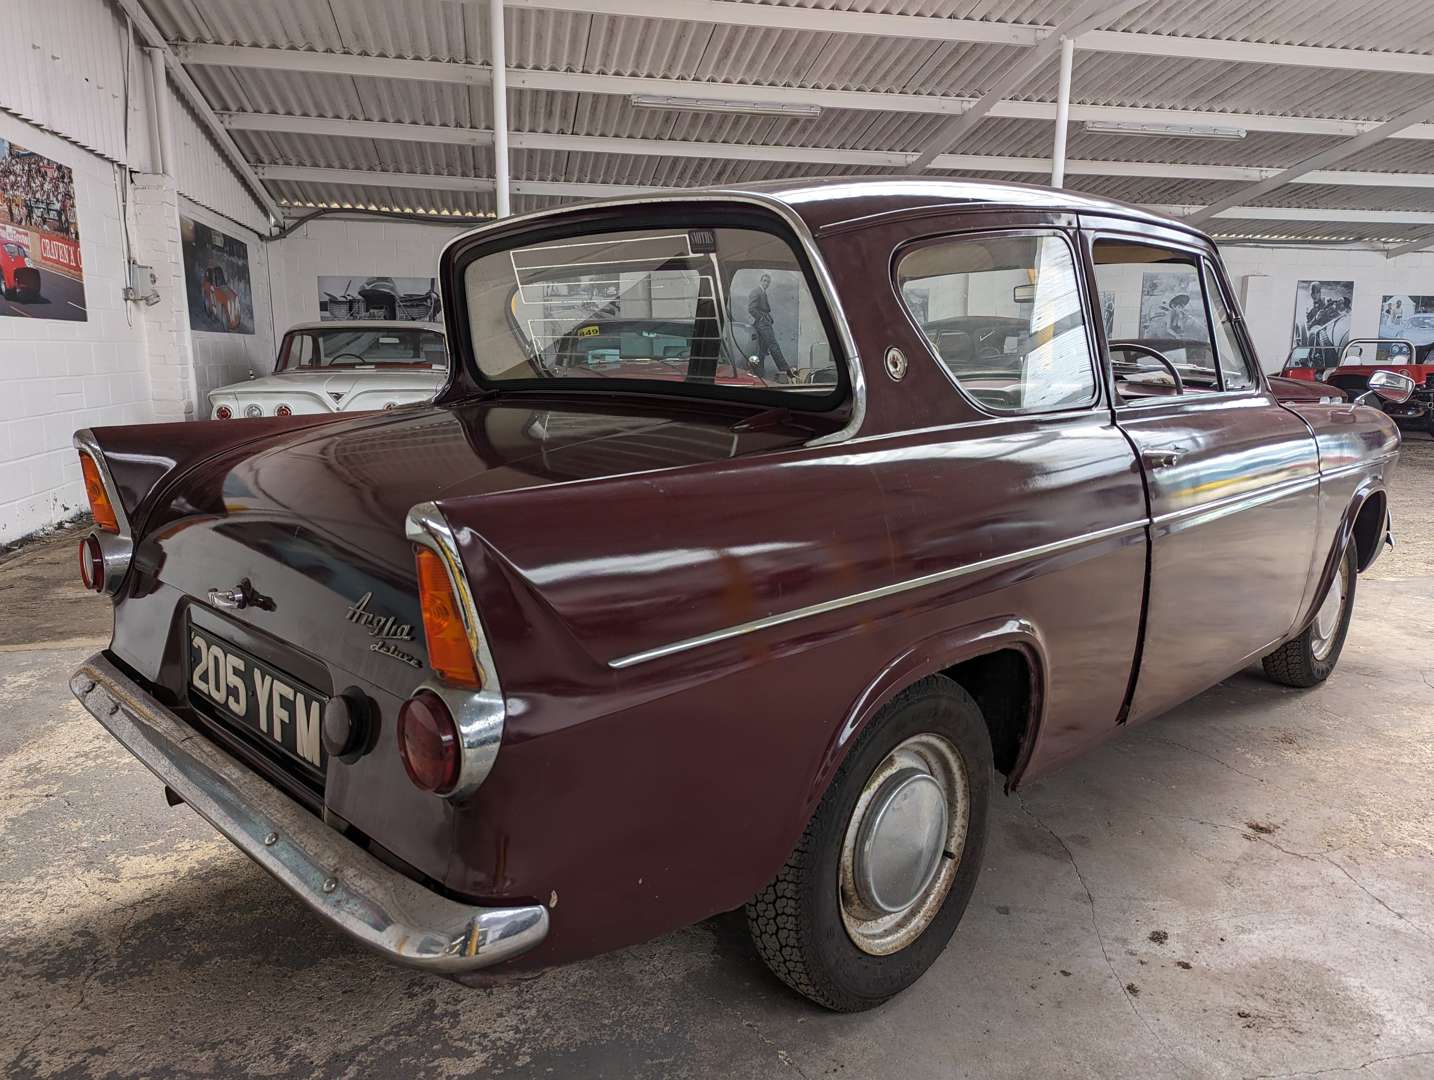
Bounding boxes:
[291,333,316,368]
[1204,263,1258,390]
[1092,240,1219,400]
[895,232,1097,412]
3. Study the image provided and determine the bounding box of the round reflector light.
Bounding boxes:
[383,401,398,410]
[78,534,105,592]
[244,404,263,418]
[275,403,293,417]
[397,690,461,794]
[215,405,233,420]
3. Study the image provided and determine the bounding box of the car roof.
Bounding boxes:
[287,320,445,334]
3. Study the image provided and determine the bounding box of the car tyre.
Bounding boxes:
[1262,542,1357,688]
[746,675,992,1012]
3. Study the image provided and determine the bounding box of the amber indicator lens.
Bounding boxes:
[398,690,460,794]
[415,547,482,689]
[80,454,119,533]
[78,535,105,592]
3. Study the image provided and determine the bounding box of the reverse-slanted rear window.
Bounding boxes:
[460,225,842,402]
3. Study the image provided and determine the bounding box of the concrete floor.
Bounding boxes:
[3,436,1433,1080]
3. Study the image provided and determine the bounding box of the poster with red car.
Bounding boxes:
[0,139,86,321]
[181,214,255,334]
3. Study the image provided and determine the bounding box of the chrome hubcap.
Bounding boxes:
[1312,558,1349,661]
[839,733,968,956]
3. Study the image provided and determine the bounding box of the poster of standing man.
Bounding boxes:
[0,138,85,321]
[1291,280,1353,367]
[741,269,797,383]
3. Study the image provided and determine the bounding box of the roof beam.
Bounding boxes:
[112,4,284,225]
[499,0,1434,76]
[220,112,1434,187]
[179,45,1434,141]
[253,164,1434,225]
[908,0,1167,170]
[254,164,649,199]
[1186,96,1434,223]
[1382,228,1434,258]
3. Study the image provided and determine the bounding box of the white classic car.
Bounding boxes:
[208,320,448,419]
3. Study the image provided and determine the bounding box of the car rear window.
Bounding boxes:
[459,225,843,403]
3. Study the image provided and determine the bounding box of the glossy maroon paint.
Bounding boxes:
[82,179,1401,970]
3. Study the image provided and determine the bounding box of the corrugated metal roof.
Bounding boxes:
[132,0,1434,245]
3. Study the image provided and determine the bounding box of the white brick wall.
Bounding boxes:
[0,118,274,543]
[268,218,461,334]
[1220,245,1434,373]
[0,113,152,542]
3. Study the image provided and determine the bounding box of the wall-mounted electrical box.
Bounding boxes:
[123,262,160,305]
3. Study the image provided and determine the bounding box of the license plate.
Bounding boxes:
[188,626,328,772]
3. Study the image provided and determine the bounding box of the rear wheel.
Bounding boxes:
[1263,543,1356,688]
[746,676,992,1011]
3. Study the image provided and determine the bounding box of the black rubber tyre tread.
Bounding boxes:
[1263,543,1357,688]
[745,675,993,1012]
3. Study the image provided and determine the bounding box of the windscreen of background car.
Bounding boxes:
[895,232,1097,412]
[279,328,447,370]
[461,226,840,398]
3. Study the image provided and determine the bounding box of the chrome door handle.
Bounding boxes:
[1142,447,1187,469]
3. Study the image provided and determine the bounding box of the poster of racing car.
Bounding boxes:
[1291,279,1353,368]
[0,138,85,321]
[1379,293,1434,359]
[181,214,255,334]
[317,276,442,322]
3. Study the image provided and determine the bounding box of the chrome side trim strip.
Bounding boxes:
[437,190,866,447]
[1321,453,1397,481]
[1151,473,1318,532]
[609,519,1146,670]
[70,654,548,973]
[405,502,506,800]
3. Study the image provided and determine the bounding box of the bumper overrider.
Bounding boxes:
[69,652,549,974]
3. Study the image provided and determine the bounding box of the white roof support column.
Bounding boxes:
[1050,37,1075,188]
[489,0,511,217]
[1186,96,1434,225]
[908,0,1151,171]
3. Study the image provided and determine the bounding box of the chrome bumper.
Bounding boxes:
[69,653,548,974]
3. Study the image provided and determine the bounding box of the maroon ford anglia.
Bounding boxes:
[71,180,1407,1011]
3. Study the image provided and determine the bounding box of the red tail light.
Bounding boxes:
[276,403,293,416]
[215,405,233,419]
[78,534,105,592]
[397,690,461,794]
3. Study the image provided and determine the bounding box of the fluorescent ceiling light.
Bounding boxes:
[629,94,821,119]
[1084,120,1247,140]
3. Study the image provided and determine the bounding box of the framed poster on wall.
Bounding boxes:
[1291,280,1353,366]
[1379,293,1434,345]
[318,276,441,322]
[1138,269,1206,342]
[181,215,254,334]
[0,138,85,321]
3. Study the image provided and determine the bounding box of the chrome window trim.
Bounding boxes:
[405,501,506,800]
[609,519,1147,670]
[73,428,134,594]
[438,190,865,447]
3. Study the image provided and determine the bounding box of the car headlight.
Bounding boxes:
[244,404,263,418]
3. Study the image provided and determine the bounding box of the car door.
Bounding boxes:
[1087,226,1319,723]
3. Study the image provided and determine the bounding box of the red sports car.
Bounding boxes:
[0,238,42,301]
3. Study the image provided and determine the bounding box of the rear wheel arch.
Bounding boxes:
[806,618,1047,812]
